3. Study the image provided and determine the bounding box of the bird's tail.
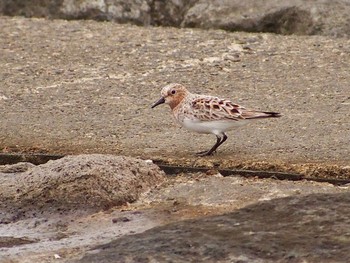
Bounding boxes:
[242,111,281,119]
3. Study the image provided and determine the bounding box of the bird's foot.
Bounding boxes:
[195,150,215,157]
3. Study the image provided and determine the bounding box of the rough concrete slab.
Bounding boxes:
[0,154,164,222]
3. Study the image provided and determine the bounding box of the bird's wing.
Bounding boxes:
[191,96,245,121]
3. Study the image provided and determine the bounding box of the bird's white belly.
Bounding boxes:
[182,118,247,135]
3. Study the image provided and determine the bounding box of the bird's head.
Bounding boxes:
[151,83,189,109]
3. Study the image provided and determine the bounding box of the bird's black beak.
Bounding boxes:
[151,97,165,108]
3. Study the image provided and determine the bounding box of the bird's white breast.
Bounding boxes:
[182,118,247,136]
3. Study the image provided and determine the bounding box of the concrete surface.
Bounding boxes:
[0,16,350,262]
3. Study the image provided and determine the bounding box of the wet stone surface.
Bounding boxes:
[79,191,350,263]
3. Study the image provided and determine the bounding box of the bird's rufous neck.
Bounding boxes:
[168,92,188,110]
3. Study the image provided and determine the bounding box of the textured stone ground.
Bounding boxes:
[0,16,349,262]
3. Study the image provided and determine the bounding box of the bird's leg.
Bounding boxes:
[196,133,228,156]
[196,136,221,156]
[217,133,228,148]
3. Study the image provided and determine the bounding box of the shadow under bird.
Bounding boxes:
[152,83,281,156]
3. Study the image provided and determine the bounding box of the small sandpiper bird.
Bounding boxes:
[152,83,281,156]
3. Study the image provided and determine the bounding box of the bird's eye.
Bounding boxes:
[171,90,176,95]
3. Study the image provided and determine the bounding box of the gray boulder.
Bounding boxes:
[183,0,350,37]
[1,0,350,37]
[61,0,151,24]
[0,0,152,24]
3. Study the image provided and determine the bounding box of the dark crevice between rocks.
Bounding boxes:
[258,7,314,35]
[149,0,198,27]
[0,236,37,248]
[154,162,350,186]
[1,153,349,185]
[0,153,64,165]
[0,0,64,19]
[219,7,314,35]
